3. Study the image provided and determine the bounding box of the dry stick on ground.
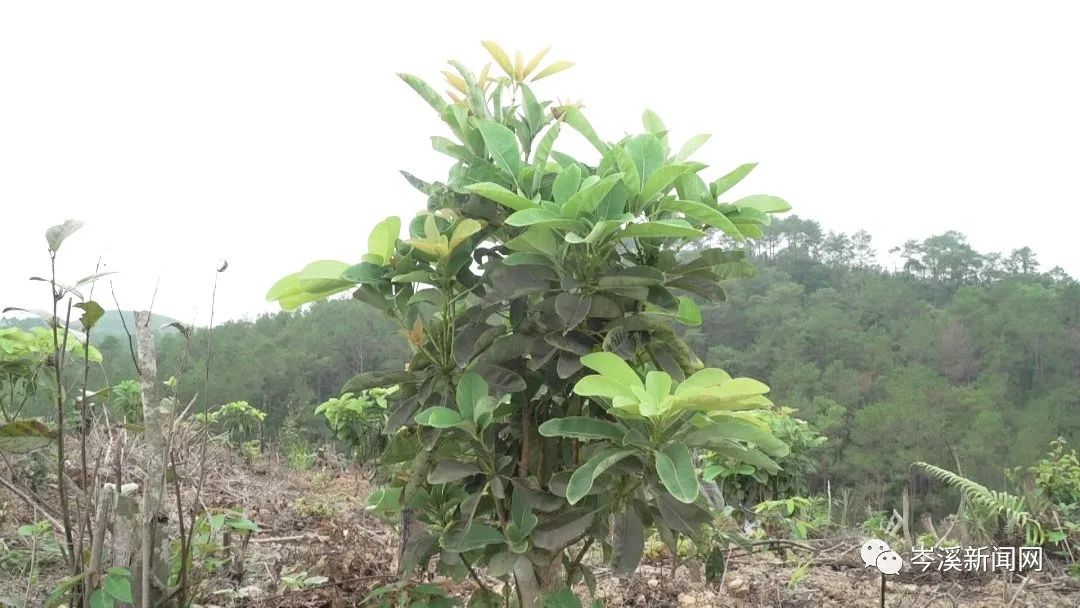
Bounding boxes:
[0,474,64,531]
[1006,575,1031,607]
[726,539,817,560]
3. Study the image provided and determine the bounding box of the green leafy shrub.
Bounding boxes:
[753,496,829,540]
[195,400,267,448]
[279,408,315,469]
[702,406,826,508]
[1031,438,1080,507]
[314,387,396,463]
[269,42,792,604]
[110,379,143,423]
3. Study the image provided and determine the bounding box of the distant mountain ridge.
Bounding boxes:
[0,310,183,337]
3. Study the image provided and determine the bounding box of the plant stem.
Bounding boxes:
[461,553,492,596]
[51,278,77,572]
[566,537,594,586]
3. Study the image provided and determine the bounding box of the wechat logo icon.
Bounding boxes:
[861,539,903,575]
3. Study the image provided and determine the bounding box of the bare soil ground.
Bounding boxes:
[4,455,1080,607]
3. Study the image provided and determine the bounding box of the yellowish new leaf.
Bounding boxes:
[442,71,467,94]
[481,40,515,77]
[523,46,550,78]
[532,60,574,81]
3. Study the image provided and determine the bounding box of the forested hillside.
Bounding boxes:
[74,215,1078,515]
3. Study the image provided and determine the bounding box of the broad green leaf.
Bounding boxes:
[441,523,505,552]
[519,83,543,130]
[465,182,536,211]
[642,109,668,156]
[538,417,625,442]
[624,134,664,188]
[552,164,582,205]
[473,396,499,427]
[596,265,665,288]
[711,162,757,197]
[543,588,583,608]
[685,421,789,457]
[428,459,482,484]
[734,194,791,214]
[341,370,415,393]
[736,223,765,239]
[103,573,133,603]
[456,372,488,421]
[659,199,744,241]
[432,135,478,163]
[532,508,594,550]
[565,447,630,505]
[563,174,620,216]
[563,109,608,154]
[506,208,579,230]
[611,507,645,574]
[46,219,83,253]
[265,275,334,311]
[488,551,519,578]
[476,120,522,177]
[449,219,482,251]
[267,260,355,310]
[610,146,640,196]
[506,226,558,257]
[0,419,55,454]
[341,262,386,284]
[566,220,620,245]
[504,252,553,267]
[74,301,105,331]
[555,293,590,329]
[673,377,771,412]
[367,216,400,265]
[531,123,561,191]
[656,491,711,535]
[621,220,705,239]
[579,352,644,391]
[655,443,698,503]
[673,134,711,163]
[448,60,486,118]
[572,375,638,401]
[510,491,539,538]
[639,163,701,202]
[707,439,782,474]
[398,73,447,114]
[645,371,673,406]
[674,173,711,203]
[89,590,111,608]
[414,406,464,428]
[675,368,731,396]
[644,296,703,326]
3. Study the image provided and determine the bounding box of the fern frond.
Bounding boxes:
[914,462,1044,545]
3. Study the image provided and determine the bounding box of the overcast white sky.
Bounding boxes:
[2,2,1078,325]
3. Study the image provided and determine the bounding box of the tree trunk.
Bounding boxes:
[901,484,913,549]
[135,311,170,608]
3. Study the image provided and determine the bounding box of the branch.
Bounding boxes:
[0,475,64,532]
